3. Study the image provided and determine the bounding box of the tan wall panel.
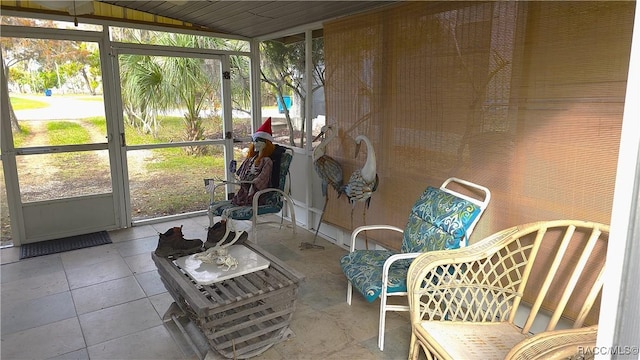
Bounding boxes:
[324,1,633,322]
[324,1,631,239]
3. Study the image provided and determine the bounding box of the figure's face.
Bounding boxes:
[253,137,266,152]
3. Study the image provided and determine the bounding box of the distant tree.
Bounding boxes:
[1,17,101,133]
[1,51,21,132]
[85,49,101,95]
[0,18,53,132]
[71,43,101,95]
[229,54,251,115]
[260,37,325,147]
[37,69,59,92]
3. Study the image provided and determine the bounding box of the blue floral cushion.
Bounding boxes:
[340,186,481,303]
[402,187,481,252]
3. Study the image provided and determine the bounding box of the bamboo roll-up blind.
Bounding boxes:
[323,0,633,324]
[323,1,632,244]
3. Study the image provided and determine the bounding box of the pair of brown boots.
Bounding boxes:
[204,221,248,249]
[154,226,203,258]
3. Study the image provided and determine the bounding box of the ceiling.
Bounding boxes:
[96,1,398,39]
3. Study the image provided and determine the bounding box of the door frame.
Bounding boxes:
[1,19,254,245]
[108,42,237,227]
[1,24,124,246]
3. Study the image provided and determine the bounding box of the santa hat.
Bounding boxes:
[253,117,273,142]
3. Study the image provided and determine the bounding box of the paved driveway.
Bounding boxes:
[13,95,105,121]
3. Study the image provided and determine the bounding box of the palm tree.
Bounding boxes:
[118,32,252,153]
[119,53,164,136]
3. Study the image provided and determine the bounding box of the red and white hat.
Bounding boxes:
[253,117,273,142]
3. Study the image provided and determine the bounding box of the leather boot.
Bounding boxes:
[204,221,248,249]
[154,226,203,258]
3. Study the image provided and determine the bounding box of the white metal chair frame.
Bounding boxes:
[206,149,297,242]
[345,177,491,351]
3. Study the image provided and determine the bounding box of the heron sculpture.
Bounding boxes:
[300,125,344,250]
[343,134,379,248]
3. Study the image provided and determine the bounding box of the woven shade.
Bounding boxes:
[324,1,633,324]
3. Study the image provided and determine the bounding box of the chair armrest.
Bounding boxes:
[381,252,422,294]
[205,181,228,203]
[205,179,253,203]
[252,187,297,238]
[505,325,598,360]
[349,225,404,253]
[252,187,292,210]
[406,225,521,321]
[407,225,520,288]
[383,252,422,272]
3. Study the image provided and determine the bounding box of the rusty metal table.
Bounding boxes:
[152,242,305,359]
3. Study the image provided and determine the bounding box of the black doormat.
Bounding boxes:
[20,231,112,259]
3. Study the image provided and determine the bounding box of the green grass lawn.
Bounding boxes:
[1,99,255,243]
[74,95,105,101]
[1,105,264,241]
[9,96,49,110]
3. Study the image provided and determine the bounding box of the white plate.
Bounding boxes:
[173,245,270,285]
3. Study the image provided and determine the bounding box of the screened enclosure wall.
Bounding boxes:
[323,1,632,241]
[323,0,633,325]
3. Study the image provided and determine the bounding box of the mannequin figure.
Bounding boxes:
[231,117,276,206]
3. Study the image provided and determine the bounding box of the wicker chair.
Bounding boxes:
[340,177,491,351]
[407,220,609,360]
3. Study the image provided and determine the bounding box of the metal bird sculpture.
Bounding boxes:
[343,134,379,247]
[300,125,343,250]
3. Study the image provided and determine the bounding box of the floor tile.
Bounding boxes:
[1,269,69,306]
[78,298,162,346]
[124,251,157,274]
[148,292,175,318]
[1,254,63,283]
[377,324,412,359]
[1,291,76,335]
[0,215,420,360]
[108,224,158,243]
[323,342,380,360]
[86,325,185,360]
[65,256,132,289]
[0,246,20,265]
[46,348,90,360]
[135,269,167,297]
[150,218,207,240]
[259,242,300,262]
[0,317,85,360]
[323,301,393,343]
[71,275,146,315]
[191,215,210,229]
[115,235,158,258]
[60,244,120,270]
[298,272,348,311]
[274,310,355,359]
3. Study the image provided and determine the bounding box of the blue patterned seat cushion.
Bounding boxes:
[209,200,283,220]
[209,151,292,221]
[340,186,481,303]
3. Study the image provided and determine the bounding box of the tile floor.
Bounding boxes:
[1,216,413,360]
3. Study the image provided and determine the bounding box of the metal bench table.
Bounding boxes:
[152,242,305,359]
